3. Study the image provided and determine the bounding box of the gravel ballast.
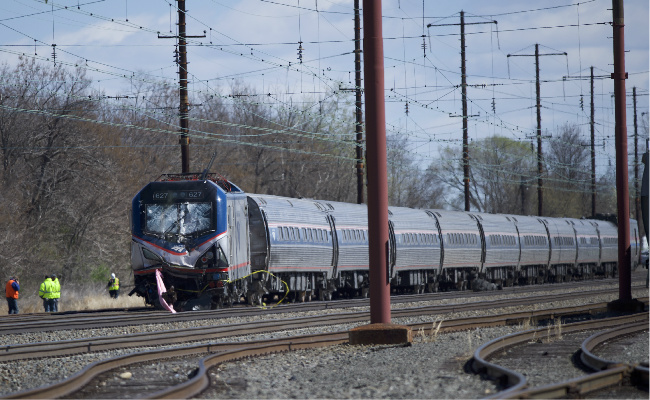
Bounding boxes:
[0,285,647,398]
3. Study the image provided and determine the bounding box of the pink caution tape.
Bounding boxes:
[155,269,176,313]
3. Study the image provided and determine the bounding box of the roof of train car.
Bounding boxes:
[248,194,331,227]
[388,206,438,231]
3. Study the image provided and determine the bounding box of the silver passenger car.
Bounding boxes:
[433,210,482,270]
[248,195,334,278]
[389,207,441,278]
[567,218,600,268]
[508,215,550,267]
[473,213,520,271]
[326,200,369,273]
[593,219,618,266]
[542,217,577,266]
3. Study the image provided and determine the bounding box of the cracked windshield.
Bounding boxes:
[146,203,212,237]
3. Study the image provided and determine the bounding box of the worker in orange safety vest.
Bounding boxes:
[5,277,19,314]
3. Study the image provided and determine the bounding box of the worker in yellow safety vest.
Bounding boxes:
[107,273,120,299]
[50,274,61,312]
[38,275,56,312]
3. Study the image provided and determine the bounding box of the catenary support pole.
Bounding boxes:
[611,0,631,303]
[178,0,190,173]
[362,0,390,324]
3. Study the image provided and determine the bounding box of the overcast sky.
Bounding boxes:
[1,0,648,175]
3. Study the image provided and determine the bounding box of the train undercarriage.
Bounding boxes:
[131,261,622,311]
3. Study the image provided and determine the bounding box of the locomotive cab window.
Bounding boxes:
[145,202,212,238]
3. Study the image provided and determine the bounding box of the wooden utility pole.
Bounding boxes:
[354,0,364,204]
[563,67,610,216]
[591,67,596,216]
[427,13,496,212]
[633,87,639,232]
[158,0,204,173]
[508,44,566,216]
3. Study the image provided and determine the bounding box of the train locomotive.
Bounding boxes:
[130,173,641,311]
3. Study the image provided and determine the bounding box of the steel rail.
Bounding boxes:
[2,292,638,363]
[1,285,634,337]
[503,320,650,399]
[580,320,649,390]
[581,320,648,371]
[3,302,645,399]
[148,335,348,399]
[0,278,639,335]
[470,312,649,399]
[4,332,349,399]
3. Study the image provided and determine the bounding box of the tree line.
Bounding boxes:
[0,60,640,289]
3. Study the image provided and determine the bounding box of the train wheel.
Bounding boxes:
[247,292,262,306]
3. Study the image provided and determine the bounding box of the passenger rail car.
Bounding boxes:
[130,173,641,310]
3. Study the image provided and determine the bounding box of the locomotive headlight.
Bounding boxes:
[201,251,214,264]
[142,247,163,262]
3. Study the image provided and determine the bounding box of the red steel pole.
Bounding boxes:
[612,0,631,301]
[362,0,391,324]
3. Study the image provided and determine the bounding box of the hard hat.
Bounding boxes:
[111,273,115,279]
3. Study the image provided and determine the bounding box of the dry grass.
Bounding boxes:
[417,320,444,343]
[4,285,147,315]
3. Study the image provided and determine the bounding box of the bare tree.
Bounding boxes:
[545,123,591,217]
[0,58,125,284]
[436,136,536,213]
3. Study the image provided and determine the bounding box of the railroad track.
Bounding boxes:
[0,278,635,336]
[1,289,639,362]
[470,312,649,399]
[3,296,647,399]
